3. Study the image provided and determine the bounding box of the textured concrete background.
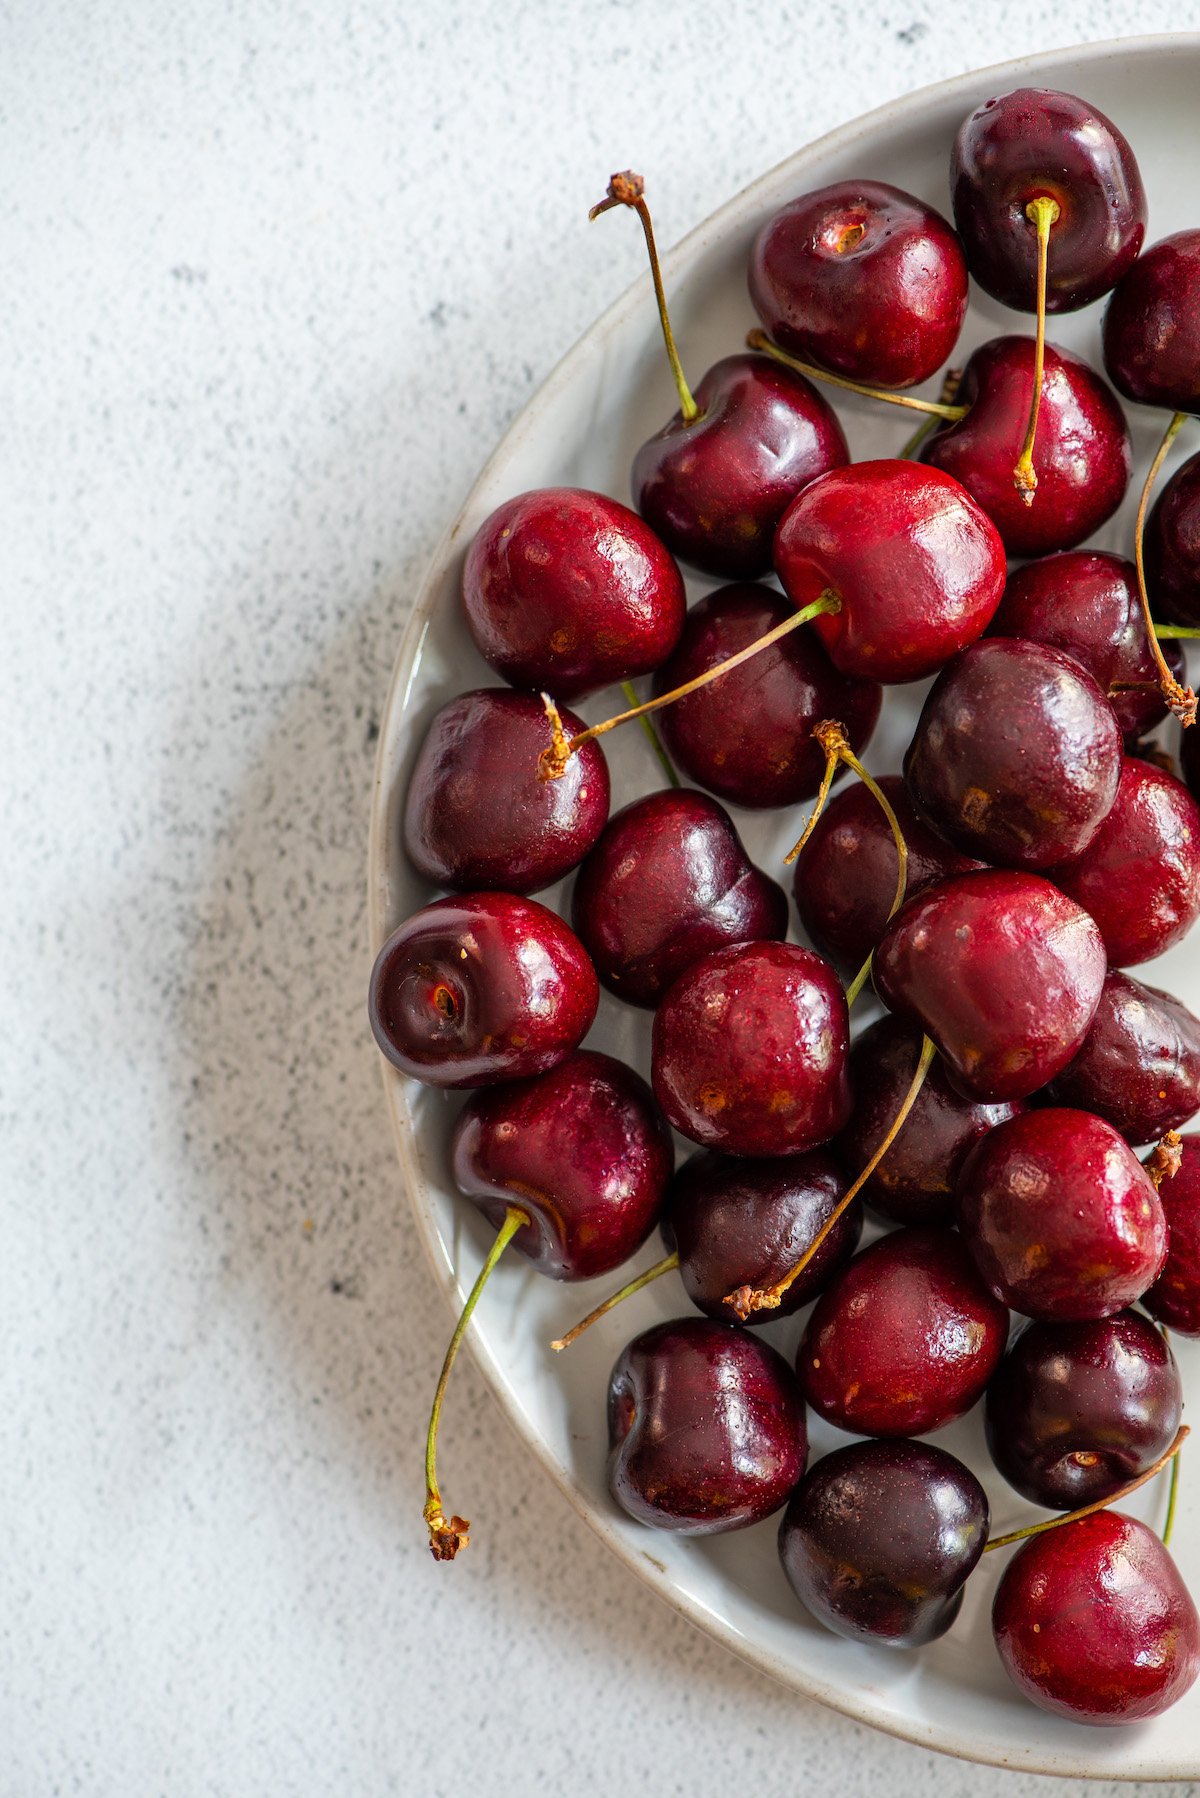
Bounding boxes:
[7,2,1200,1793]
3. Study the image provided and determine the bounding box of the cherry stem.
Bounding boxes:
[592,171,699,424]
[424,1204,529,1561]
[1145,1129,1183,1190]
[844,951,875,1007]
[984,1425,1189,1553]
[539,592,842,781]
[746,328,968,419]
[783,722,909,949]
[1150,624,1200,639]
[725,1034,935,1320]
[1134,410,1196,727]
[621,679,680,787]
[899,366,964,458]
[1164,1423,1183,1548]
[1011,196,1060,505]
[549,1251,679,1353]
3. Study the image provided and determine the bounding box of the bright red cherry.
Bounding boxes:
[1049,970,1200,1144]
[1145,449,1200,628]
[1103,229,1200,415]
[748,179,969,389]
[1146,1133,1200,1335]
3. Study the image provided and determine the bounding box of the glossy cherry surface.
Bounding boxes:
[951,88,1146,311]
[462,487,686,699]
[633,353,848,581]
[778,1440,988,1647]
[1146,1133,1200,1335]
[1049,756,1200,968]
[652,584,881,809]
[985,1311,1181,1510]
[368,892,598,1088]
[452,1049,672,1281]
[872,871,1106,1102]
[798,1226,1008,1437]
[1145,449,1200,629]
[919,337,1131,558]
[572,789,787,1008]
[652,941,851,1157]
[991,549,1185,740]
[607,1317,807,1533]
[993,1513,1200,1725]
[1049,970,1200,1144]
[792,775,981,977]
[404,689,610,894]
[904,637,1122,869]
[773,460,1006,684]
[664,1149,861,1324]
[1103,229,1200,414]
[957,1107,1167,1321]
[748,179,968,389]
[838,1016,1023,1226]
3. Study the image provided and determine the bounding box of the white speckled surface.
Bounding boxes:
[7,3,1200,1792]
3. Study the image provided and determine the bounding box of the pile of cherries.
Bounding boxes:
[370,86,1200,1729]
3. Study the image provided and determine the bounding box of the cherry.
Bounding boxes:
[1103,229,1200,416]
[462,487,686,699]
[792,775,982,979]
[774,461,1006,684]
[778,1440,988,1647]
[993,1511,1199,1724]
[1145,448,1200,628]
[1146,1133,1200,1335]
[904,637,1122,869]
[570,788,788,1007]
[957,1108,1167,1321]
[985,1311,1182,1511]
[651,941,851,1157]
[1049,970,1200,1145]
[368,892,598,1089]
[838,1016,1023,1226]
[650,584,881,809]
[748,179,969,389]
[1048,755,1200,967]
[607,1317,806,1533]
[404,689,610,894]
[873,870,1106,1102]
[991,549,1186,741]
[918,337,1131,555]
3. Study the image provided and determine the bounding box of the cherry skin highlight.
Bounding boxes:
[1145,449,1200,629]
[1103,229,1200,414]
[1049,970,1200,1144]
[1146,1133,1200,1335]
[748,179,969,389]
[368,892,598,1088]
[651,584,881,809]
[570,788,788,1008]
[778,1440,988,1647]
[607,1317,807,1533]
[462,487,686,699]
[798,1226,1008,1437]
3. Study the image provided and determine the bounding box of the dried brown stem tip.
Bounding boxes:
[424,1502,470,1562]
[589,170,645,219]
[1146,1130,1184,1190]
[537,692,572,783]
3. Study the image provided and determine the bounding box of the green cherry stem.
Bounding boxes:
[984,1425,1189,1553]
[1164,1427,1183,1548]
[621,680,680,786]
[592,172,700,424]
[550,1250,680,1353]
[1133,409,1196,727]
[1011,195,1060,504]
[746,328,967,419]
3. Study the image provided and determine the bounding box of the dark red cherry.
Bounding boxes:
[633,354,848,580]
[404,689,610,894]
[873,871,1106,1102]
[985,1311,1182,1511]
[1049,970,1200,1144]
[957,1108,1167,1321]
[991,549,1186,740]
[652,584,881,809]
[570,788,788,1008]
[651,942,851,1157]
[368,892,598,1088]
[1103,229,1200,415]
[993,1512,1199,1724]
[748,179,968,389]
[774,461,1006,684]
[951,89,1146,312]
[798,1226,1008,1437]
[1146,1133,1200,1335]
[838,1016,1023,1226]
[1145,449,1200,629]
[919,337,1131,557]
[451,1049,673,1281]
[1049,756,1200,968]
[607,1317,806,1533]
[792,775,982,978]
[664,1149,862,1324]
[462,487,686,699]
[904,638,1122,869]
[778,1440,988,1647]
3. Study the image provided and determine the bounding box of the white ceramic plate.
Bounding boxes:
[370,37,1200,1778]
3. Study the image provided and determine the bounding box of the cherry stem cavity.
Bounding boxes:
[550,1251,680,1353]
[592,171,700,424]
[984,1425,1189,1553]
[1134,410,1196,727]
[1011,196,1060,505]
[621,679,680,786]
[746,328,968,419]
